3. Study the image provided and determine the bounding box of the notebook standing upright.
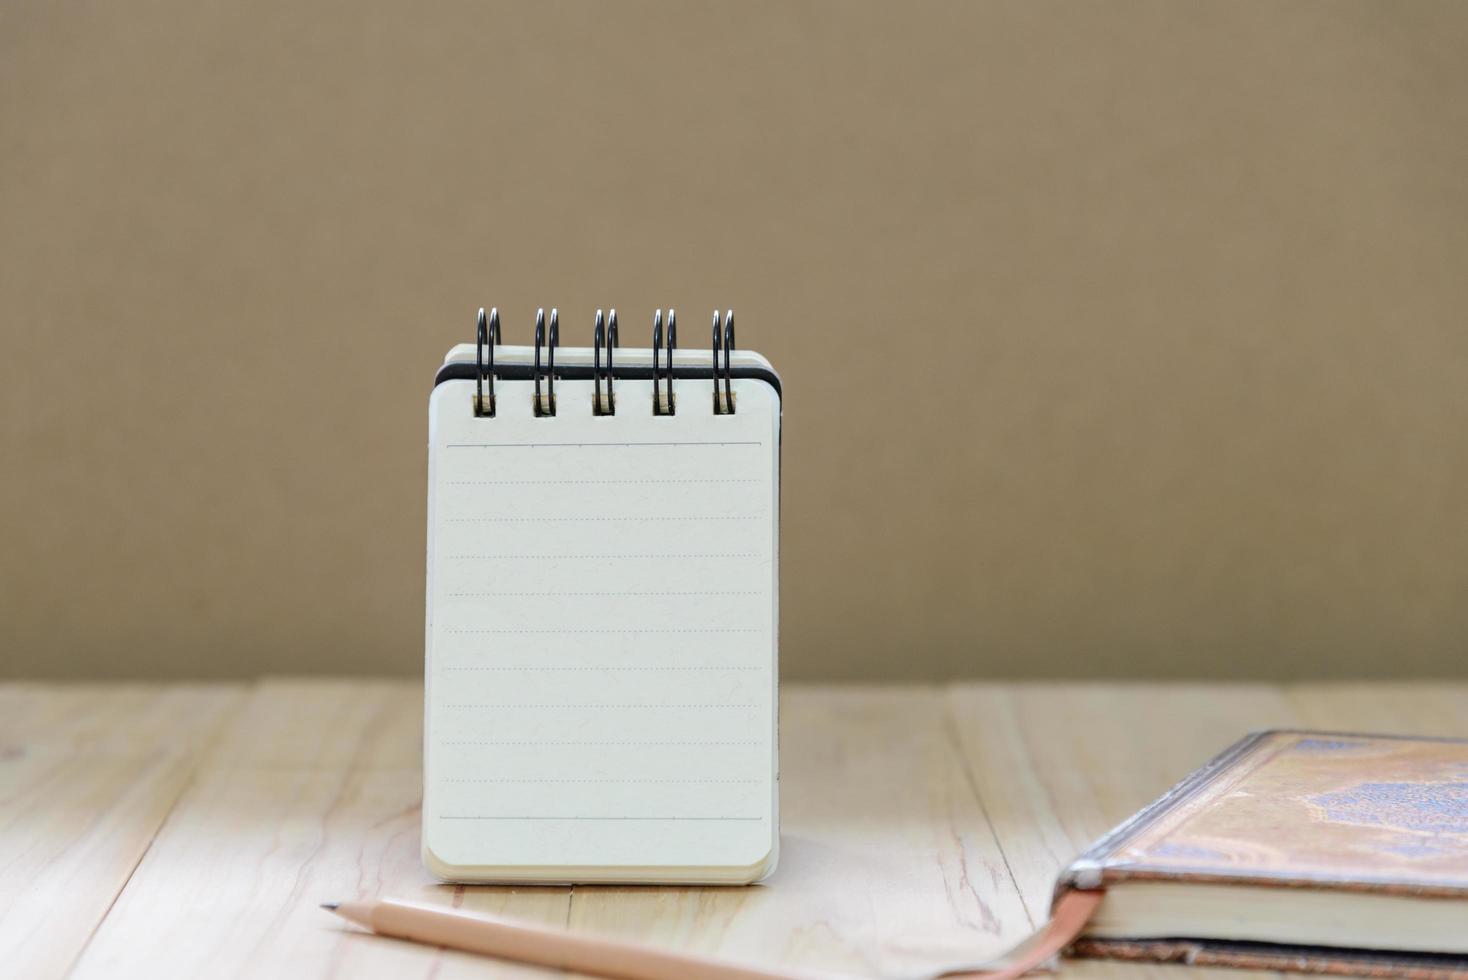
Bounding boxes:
[423,309,780,884]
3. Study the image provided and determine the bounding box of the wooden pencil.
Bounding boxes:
[322,898,811,980]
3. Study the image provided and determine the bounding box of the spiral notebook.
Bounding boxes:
[423,309,780,884]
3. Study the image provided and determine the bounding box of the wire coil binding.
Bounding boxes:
[474,307,500,417]
[653,309,676,416]
[468,308,738,417]
[714,309,735,415]
[533,308,558,417]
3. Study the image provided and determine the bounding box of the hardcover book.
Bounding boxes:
[1057,730,1468,977]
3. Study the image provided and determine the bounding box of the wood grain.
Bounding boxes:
[944,683,1298,916]
[565,686,1033,979]
[0,684,243,980]
[66,680,568,980]
[1286,682,1468,739]
[945,682,1304,980]
[4,680,1465,979]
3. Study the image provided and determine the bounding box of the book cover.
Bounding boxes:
[1058,730,1468,977]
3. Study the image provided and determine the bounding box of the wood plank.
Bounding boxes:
[945,682,1301,979]
[71,681,1460,979]
[1286,681,1468,737]
[68,679,569,980]
[75,681,1037,979]
[0,683,244,980]
[562,685,1032,979]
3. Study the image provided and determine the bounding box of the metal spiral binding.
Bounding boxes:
[593,309,616,416]
[608,308,619,405]
[466,306,738,417]
[474,307,500,417]
[714,309,736,414]
[652,310,677,415]
[533,308,558,417]
[652,311,665,414]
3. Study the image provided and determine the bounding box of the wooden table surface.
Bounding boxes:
[4,680,1465,979]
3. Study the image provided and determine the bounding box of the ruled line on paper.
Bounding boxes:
[443,703,758,709]
[446,553,760,560]
[445,515,762,523]
[440,666,763,672]
[442,740,761,746]
[438,816,766,822]
[442,627,758,635]
[444,591,761,597]
[446,441,762,448]
[445,778,761,784]
[446,478,761,485]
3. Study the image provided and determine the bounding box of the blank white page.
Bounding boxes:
[424,368,779,883]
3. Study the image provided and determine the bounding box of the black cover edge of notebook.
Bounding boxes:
[433,361,783,399]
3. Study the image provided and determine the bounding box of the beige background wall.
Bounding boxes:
[3,1,1466,679]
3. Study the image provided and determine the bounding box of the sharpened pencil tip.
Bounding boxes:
[320,902,340,911]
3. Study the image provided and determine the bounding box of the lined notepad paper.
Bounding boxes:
[424,370,779,882]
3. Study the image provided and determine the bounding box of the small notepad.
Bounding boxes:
[423,314,780,883]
